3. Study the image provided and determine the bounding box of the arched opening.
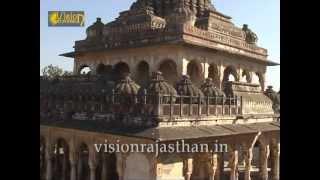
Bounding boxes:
[208,63,220,88]
[113,62,130,81]
[187,60,203,85]
[79,65,92,75]
[78,143,90,180]
[158,59,178,85]
[52,138,70,180]
[40,137,46,180]
[136,61,150,87]
[252,142,261,167]
[241,70,252,83]
[223,66,239,83]
[251,142,261,180]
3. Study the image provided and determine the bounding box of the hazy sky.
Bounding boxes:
[40,0,280,90]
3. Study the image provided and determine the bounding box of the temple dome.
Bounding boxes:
[200,78,225,97]
[114,75,140,95]
[145,71,177,95]
[176,75,204,97]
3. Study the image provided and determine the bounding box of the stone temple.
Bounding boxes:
[40,0,280,180]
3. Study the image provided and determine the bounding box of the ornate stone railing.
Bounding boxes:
[40,91,242,119]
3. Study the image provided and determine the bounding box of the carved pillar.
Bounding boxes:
[89,150,97,180]
[73,60,78,75]
[54,146,60,178]
[62,152,67,180]
[218,152,224,180]
[101,153,108,180]
[219,65,225,90]
[89,162,97,180]
[45,145,53,180]
[208,153,219,180]
[156,163,163,180]
[116,153,124,180]
[69,149,77,180]
[69,160,77,180]
[243,147,253,180]
[259,145,270,180]
[77,155,83,180]
[184,156,193,180]
[229,150,239,180]
[271,143,280,180]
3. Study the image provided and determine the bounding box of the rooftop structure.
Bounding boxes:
[41,1,280,180]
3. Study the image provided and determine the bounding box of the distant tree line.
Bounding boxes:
[41,64,73,78]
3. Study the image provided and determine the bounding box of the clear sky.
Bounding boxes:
[40,0,280,90]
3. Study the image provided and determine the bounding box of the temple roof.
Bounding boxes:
[40,120,279,141]
[60,0,276,63]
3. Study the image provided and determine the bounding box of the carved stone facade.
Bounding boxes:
[42,1,280,180]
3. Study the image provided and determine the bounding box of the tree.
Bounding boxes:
[41,64,72,78]
[62,71,73,76]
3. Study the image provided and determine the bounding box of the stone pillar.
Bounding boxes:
[45,148,53,180]
[77,155,83,180]
[88,146,98,180]
[69,150,77,180]
[70,160,77,180]
[182,58,189,76]
[218,152,224,180]
[208,153,219,180]
[229,150,239,180]
[73,60,78,75]
[156,163,163,180]
[203,62,209,79]
[184,156,193,180]
[259,145,270,180]
[89,162,97,180]
[54,147,60,178]
[243,147,253,180]
[101,153,108,180]
[116,153,124,180]
[219,65,225,90]
[62,152,67,180]
[271,143,280,180]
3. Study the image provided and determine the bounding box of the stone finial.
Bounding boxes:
[200,78,225,103]
[145,71,177,99]
[264,85,280,114]
[242,24,258,44]
[114,74,140,95]
[176,75,204,97]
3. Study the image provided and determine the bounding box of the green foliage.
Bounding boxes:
[62,71,73,76]
[41,64,72,78]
